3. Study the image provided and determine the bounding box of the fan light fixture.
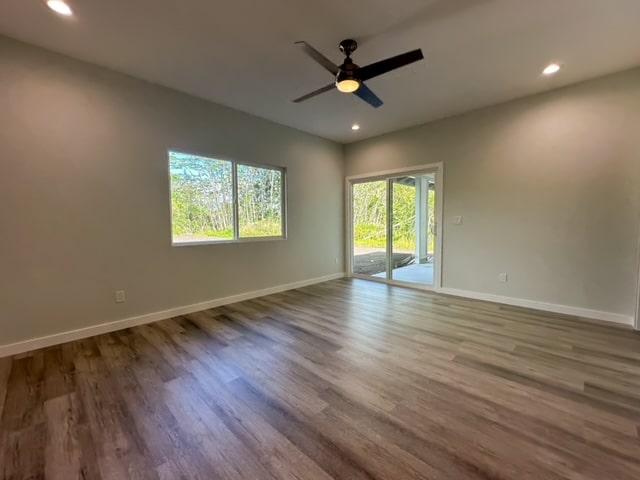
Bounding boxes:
[293,39,424,108]
[46,0,73,16]
[336,79,361,93]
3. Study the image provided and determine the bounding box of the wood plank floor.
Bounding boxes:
[2,278,640,479]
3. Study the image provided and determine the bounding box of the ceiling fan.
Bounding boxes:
[293,39,424,108]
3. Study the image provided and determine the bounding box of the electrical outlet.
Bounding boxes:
[115,290,125,303]
[498,273,508,283]
[334,257,339,264]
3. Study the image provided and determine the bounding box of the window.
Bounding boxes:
[169,151,285,245]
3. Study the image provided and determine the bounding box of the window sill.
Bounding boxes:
[171,236,287,247]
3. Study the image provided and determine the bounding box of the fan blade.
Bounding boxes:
[292,83,335,103]
[295,41,340,75]
[359,49,424,82]
[353,83,383,108]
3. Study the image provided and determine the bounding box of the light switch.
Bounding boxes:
[453,216,463,225]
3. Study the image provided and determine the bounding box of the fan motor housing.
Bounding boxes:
[336,59,360,83]
[339,39,358,57]
[337,40,360,86]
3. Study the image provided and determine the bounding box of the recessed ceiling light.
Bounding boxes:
[542,63,561,76]
[351,124,360,131]
[46,0,73,16]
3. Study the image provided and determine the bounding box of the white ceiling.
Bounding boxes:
[1,0,640,143]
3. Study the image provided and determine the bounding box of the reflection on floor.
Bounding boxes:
[373,262,434,285]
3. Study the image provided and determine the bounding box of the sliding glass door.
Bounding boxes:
[390,174,436,285]
[350,167,440,288]
[352,180,387,278]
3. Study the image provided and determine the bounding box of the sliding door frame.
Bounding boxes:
[635,263,640,330]
[635,224,640,330]
[345,162,444,291]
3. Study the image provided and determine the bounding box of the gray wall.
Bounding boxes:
[2,34,638,349]
[0,37,344,347]
[345,68,640,318]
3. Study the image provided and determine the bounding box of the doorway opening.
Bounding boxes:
[347,164,442,289]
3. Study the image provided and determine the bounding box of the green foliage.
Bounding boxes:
[392,182,417,251]
[352,178,435,252]
[170,152,283,241]
[354,224,415,250]
[238,165,282,237]
[355,223,386,246]
[203,228,234,239]
[240,220,282,238]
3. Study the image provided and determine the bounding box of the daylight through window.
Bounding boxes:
[169,151,285,244]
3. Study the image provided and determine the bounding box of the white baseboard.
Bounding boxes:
[438,287,634,326]
[0,273,346,358]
